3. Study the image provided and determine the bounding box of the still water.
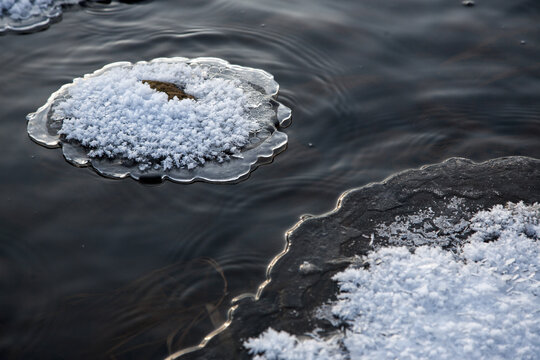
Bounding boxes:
[1,0,539,359]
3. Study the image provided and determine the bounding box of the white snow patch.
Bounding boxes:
[52,61,268,171]
[0,0,76,21]
[245,202,540,360]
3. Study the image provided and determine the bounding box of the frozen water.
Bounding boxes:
[0,0,79,32]
[54,62,262,171]
[375,197,471,249]
[245,202,540,360]
[27,57,291,183]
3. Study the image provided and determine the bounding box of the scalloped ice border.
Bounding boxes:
[0,0,80,33]
[27,57,292,183]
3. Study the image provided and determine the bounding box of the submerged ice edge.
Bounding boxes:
[162,158,380,359]
[160,158,458,359]
[59,131,288,184]
[27,57,291,183]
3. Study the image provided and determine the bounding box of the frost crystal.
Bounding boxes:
[0,0,78,32]
[27,58,290,183]
[245,202,540,360]
[375,197,471,248]
[53,62,262,171]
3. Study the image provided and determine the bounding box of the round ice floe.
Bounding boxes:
[0,0,79,33]
[27,57,291,183]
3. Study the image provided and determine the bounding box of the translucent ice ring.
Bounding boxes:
[27,57,291,183]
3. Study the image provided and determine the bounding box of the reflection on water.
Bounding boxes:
[60,258,228,359]
[0,0,539,359]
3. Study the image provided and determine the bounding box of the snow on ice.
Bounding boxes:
[245,202,540,360]
[52,61,268,171]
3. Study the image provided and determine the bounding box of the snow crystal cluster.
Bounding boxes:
[245,202,540,360]
[375,197,471,249]
[52,61,268,171]
[0,0,75,21]
[245,329,343,360]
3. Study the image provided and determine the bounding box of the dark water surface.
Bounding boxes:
[1,0,539,359]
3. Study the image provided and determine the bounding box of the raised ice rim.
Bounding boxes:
[0,2,65,34]
[27,57,292,184]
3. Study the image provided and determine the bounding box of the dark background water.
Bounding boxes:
[0,0,539,359]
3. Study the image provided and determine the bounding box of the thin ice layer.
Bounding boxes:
[375,197,471,249]
[244,202,540,360]
[53,62,266,170]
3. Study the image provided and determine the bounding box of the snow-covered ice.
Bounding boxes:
[0,0,78,32]
[53,61,265,171]
[375,197,471,249]
[245,202,540,360]
[27,57,291,183]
